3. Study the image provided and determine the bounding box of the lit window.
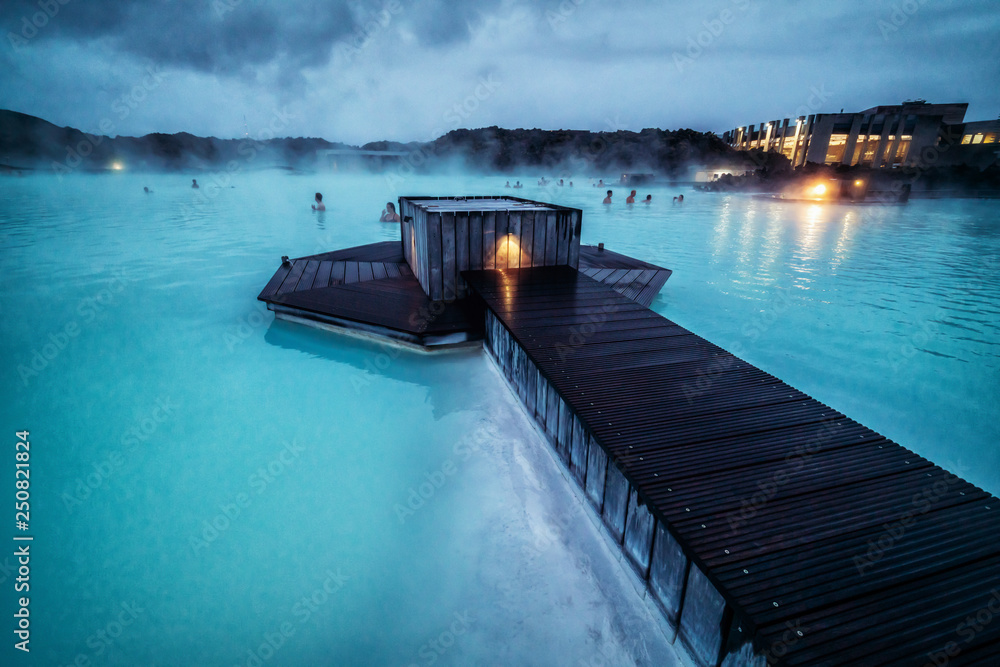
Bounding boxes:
[850,136,866,165]
[861,137,878,164]
[961,134,972,144]
[984,133,997,144]
[894,135,911,164]
[972,134,984,144]
[825,134,849,163]
[781,137,796,155]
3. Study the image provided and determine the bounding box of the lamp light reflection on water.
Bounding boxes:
[758,207,783,279]
[832,210,857,269]
[711,197,735,261]
[792,204,826,278]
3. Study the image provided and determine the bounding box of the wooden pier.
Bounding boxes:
[258,196,998,664]
[462,266,1000,667]
[258,240,671,347]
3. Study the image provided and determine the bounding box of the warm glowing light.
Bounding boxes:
[854,180,863,186]
[497,233,523,267]
[111,161,124,171]
[811,184,827,196]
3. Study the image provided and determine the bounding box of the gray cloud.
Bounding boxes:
[1,0,998,144]
[2,0,355,73]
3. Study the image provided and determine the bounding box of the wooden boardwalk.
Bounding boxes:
[578,245,671,308]
[258,241,671,347]
[258,242,475,346]
[462,266,1000,667]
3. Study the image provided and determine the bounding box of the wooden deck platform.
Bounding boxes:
[462,266,1000,667]
[257,241,671,348]
[578,245,672,308]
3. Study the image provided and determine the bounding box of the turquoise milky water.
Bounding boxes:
[0,169,998,666]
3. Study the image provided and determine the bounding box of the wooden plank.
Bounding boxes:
[371,262,388,280]
[414,208,425,293]
[567,210,582,268]
[258,263,292,300]
[588,268,616,282]
[275,260,306,295]
[330,261,347,285]
[427,211,443,301]
[520,210,535,268]
[358,261,374,283]
[599,268,630,288]
[441,211,457,300]
[494,209,510,269]
[456,212,470,296]
[556,212,571,265]
[314,261,333,289]
[507,211,521,269]
[535,370,547,424]
[533,209,548,268]
[469,212,483,271]
[544,211,558,265]
[483,211,496,269]
[400,206,411,265]
[344,262,360,284]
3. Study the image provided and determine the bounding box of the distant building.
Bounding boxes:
[619,172,654,186]
[315,147,409,171]
[723,101,1000,169]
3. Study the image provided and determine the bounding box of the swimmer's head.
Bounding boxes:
[386,202,395,212]
[315,192,323,201]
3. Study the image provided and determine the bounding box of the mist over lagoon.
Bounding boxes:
[3,0,1000,664]
[2,168,998,664]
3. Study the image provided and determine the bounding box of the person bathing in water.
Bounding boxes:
[644,194,652,204]
[603,190,613,204]
[626,190,637,204]
[191,179,199,189]
[380,202,400,222]
[312,192,325,211]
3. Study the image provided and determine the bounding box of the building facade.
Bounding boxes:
[723,101,1000,169]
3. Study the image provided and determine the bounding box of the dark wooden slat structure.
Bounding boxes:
[258,243,477,347]
[399,196,583,301]
[258,241,670,349]
[579,245,671,308]
[462,266,1000,667]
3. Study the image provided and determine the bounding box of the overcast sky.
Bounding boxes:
[1,0,998,145]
